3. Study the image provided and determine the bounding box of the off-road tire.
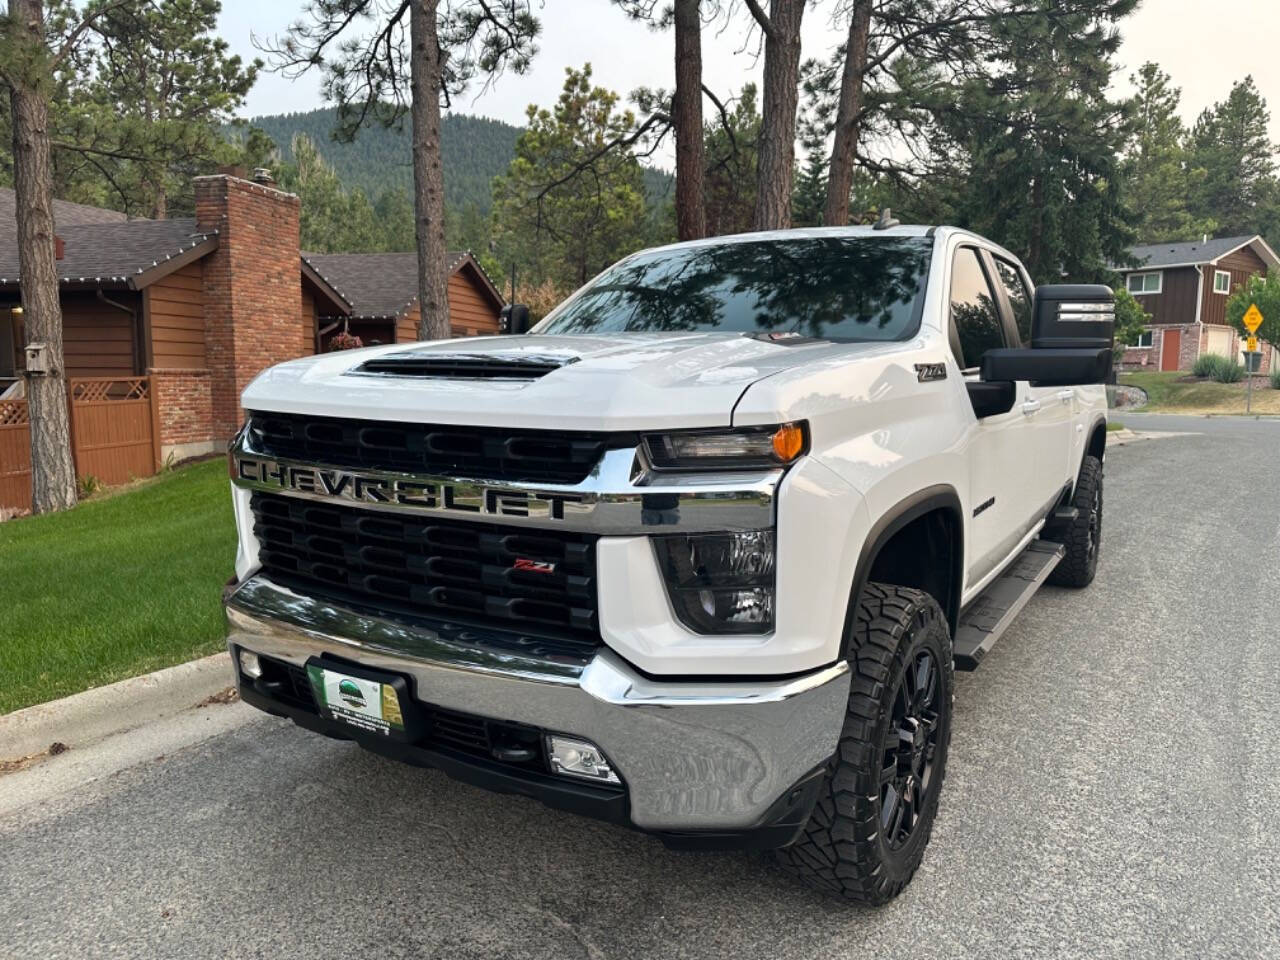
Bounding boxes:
[1047,454,1103,588]
[774,583,954,906]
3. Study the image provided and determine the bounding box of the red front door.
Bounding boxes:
[1161,329,1181,371]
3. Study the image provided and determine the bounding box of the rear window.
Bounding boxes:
[537,236,933,342]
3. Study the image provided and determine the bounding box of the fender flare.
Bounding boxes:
[842,484,964,654]
[1086,415,1108,464]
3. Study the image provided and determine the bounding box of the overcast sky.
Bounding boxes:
[220,0,1280,164]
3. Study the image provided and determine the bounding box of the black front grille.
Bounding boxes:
[251,492,599,640]
[247,410,615,485]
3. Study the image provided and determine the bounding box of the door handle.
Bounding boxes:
[1057,389,1074,405]
[1021,399,1041,416]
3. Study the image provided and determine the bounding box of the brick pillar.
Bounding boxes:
[195,175,305,441]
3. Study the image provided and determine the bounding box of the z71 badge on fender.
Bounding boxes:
[915,362,947,382]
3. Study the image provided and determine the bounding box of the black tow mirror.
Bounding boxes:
[499,303,532,335]
[1030,284,1116,350]
[981,347,1112,386]
[981,284,1116,386]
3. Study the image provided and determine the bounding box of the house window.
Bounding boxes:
[1126,272,1162,295]
[1213,270,1231,294]
[1134,330,1153,348]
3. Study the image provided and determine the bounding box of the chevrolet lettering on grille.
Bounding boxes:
[235,457,589,521]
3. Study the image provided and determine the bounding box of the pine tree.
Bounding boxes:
[490,65,648,288]
[703,84,760,237]
[792,59,833,227]
[269,0,540,339]
[62,0,259,218]
[1187,76,1279,240]
[1123,63,1214,243]
[906,3,1136,281]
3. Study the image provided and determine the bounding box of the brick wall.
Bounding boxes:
[195,175,305,441]
[1117,322,1276,375]
[150,368,213,450]
[1118,324,1200,372]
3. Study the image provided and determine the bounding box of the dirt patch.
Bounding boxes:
[196,686,239,708]
[0,741,69,776]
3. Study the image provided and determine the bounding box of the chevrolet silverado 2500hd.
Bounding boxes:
[225,224,1114,905]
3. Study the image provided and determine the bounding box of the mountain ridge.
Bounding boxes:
[245,107,673,216]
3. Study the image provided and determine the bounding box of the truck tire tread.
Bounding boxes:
[773,583,953,906]
[1047,455,1103,588]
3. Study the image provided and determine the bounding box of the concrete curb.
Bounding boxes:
[1,652,234,761]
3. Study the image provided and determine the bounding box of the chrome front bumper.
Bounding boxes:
[225,575,850,833]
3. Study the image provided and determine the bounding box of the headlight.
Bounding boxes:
[643,422,806,471]
[652,530,775,634]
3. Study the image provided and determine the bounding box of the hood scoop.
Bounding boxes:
[353,350,578,381]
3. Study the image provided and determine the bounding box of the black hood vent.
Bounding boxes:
[353,351,576,381]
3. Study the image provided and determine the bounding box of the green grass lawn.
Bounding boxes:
[1119,371,1280,415]
[0,459,235,715]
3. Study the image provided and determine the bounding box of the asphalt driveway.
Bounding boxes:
[2,416,1278,959]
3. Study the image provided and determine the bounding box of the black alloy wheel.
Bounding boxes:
[881,649,942,851]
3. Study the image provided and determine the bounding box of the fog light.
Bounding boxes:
[546,735,620,785]
[238,649,262,680]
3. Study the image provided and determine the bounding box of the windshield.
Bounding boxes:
[537,236,932,341]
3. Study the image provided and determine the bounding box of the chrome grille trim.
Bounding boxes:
[230,425,780,535]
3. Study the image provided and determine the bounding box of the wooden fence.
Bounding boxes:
[0,392,31,514]
[0,376,159,514]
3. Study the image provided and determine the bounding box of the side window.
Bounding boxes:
[993,258,1033,344]
[949,248,1006,370]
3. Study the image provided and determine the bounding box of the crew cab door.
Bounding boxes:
[947,246,1041,587]
[988,255,1074,508]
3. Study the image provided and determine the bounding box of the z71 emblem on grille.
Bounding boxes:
[513,557,556,574]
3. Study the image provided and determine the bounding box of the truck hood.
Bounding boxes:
[242,332,867,431]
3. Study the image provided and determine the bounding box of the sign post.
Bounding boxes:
[1242,304,1264,415]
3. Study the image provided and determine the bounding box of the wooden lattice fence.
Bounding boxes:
[0,397,31,514]
[0,377,159,514]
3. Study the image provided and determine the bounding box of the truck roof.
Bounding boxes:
[626,224,1015,262]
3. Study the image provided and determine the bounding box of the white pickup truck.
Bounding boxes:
[225,224,1113,905]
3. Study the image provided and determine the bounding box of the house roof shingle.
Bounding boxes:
[1122,235,1268,270]
[0,186,131,231]
[0,218,217,286]
[303,250,494,319]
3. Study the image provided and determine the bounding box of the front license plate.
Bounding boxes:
[306,662,408,739]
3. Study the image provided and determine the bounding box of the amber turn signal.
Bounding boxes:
[771,423,806,463]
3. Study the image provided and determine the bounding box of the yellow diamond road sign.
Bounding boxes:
[1243,303,1264,334]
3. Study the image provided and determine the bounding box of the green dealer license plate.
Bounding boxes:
[305,661,412,739]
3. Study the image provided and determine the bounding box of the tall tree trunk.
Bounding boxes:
[672,0,705,241]
[151,182,167,220]
[822,0,872,226]
[409,0,450,340]
[752,0,805,231]
[7,0,78,513]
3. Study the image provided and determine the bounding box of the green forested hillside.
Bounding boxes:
[245,107,673,216]
[248,109,517,214]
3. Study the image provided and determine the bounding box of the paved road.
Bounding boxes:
[3,417,1279,960]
